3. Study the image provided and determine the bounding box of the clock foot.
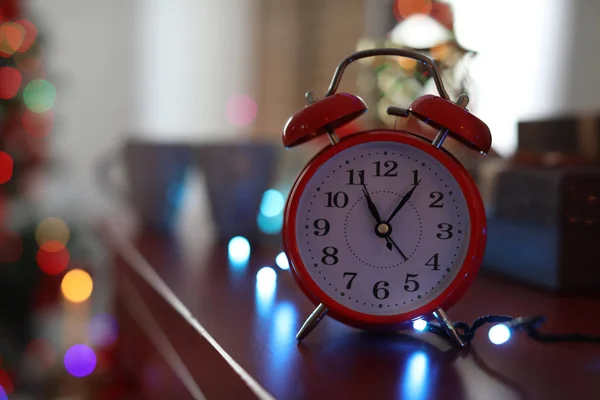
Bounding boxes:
[296,303,329,341]
[433,308,465,347]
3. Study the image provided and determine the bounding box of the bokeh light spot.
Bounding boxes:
[35,217,70,248]
[257,212,283,235]
[488,324,511,345]
[259,189,284,218]
[61,269,93,303]
[89,315,118,348]
[413,319,427,331]
[0,152,13,184]
[0,231,23,264]
[228,236,251,264]
[22,109,53,138]
[275,252,289,270]
[394,0,432,20]
[14,42,43,72]
[226,94,257,127]
[0,22,24,56]
[23,79,56,113]
[16,20,37,53]
[0,385,6,400]
[36,243,69,275]
[0,67,22,99]
[64,344,96,378]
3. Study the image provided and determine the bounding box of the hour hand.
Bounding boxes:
[360,175,382,223]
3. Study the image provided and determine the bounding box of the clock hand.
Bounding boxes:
[360,173,382,223]
[385,180,420,224]
[386,235,408,261]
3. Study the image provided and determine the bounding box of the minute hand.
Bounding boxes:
[386,183,419,223]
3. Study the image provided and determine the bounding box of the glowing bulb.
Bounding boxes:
[0,384,6,400]
[23,79,56,113]
[257,266,277,284]
[413,319,427,331]
[35,217,70,248]
[260,189,285,217]
[275,252,289,270]
[228,236,250,263]
[61,269,93,303]
[488,324,511,345]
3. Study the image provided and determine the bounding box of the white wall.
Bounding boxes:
[448,0,574,156]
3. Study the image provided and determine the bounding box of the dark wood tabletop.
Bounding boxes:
[104,221,600,400]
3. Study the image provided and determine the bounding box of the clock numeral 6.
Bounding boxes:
[436,223,453,240]
[325,191,348,208]
[404,273,420,292]
[321,246,339,265]
[313,219,330,236]
[373,280,390,299]
[343,272,357,289]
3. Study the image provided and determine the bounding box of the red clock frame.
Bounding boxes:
[283,130,487,331]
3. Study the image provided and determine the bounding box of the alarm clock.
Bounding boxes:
[282,48,491,346]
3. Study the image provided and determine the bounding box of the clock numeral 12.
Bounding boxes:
[373,160,398,177]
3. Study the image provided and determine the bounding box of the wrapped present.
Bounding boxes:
[483,166,600,291]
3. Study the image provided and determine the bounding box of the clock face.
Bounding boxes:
[292,139,471,317]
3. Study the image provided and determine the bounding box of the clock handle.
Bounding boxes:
[296,303,329,341]
[433,307,465,347]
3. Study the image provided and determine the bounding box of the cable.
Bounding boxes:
[425,315,600,345]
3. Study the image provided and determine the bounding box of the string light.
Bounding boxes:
[488,324,511,345]
[0,152,13,184]
[64,344,96,378]
[61,269,93,303]
[413,319,427,331]
[0,67,21,99]
[23,79,56,113]
[228,236,251,264]
[275,252,289,270]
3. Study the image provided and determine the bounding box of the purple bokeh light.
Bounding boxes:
[64,344,97,378]
[0,385,7,400]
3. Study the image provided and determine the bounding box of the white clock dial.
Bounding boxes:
[294,140,471,316]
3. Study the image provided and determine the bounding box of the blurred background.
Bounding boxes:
[1,0,599,398]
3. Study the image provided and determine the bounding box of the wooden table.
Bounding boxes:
[105,222,600,400]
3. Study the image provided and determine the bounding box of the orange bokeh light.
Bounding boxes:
[0,152,13,184]
[22,109,53,138]
[394,0,433,20]
[0,67,21,99]
[61,269,93,303]
[36,242,69,275]
[16,20,37,53]
[0,22,24,57]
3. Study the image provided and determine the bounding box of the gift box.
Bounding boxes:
[482,166,600,292]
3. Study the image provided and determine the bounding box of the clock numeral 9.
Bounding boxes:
[436,223,453,240]
[346,169,365,185]
[343,272,357,289]
[321,246,339,265]
[325,191,348,208]
[373,280,390,299]
[429,191,444,208]
[404,273,420,292]
[373,161,398,177]
[313,219,330,236]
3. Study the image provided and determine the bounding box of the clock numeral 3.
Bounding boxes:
[373,280,390,299]
[429,191,444,208]
[343,272,357,289]
[425,253,440,271]
[436,223,453,240]
[346,169,365,185]
[404,273,420,292]
[373,161,398,177]
[325,191,348,208]
[313,219,330,236]
[321,246,339,265]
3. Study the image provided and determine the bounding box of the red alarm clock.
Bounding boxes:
[282,49,491,346]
